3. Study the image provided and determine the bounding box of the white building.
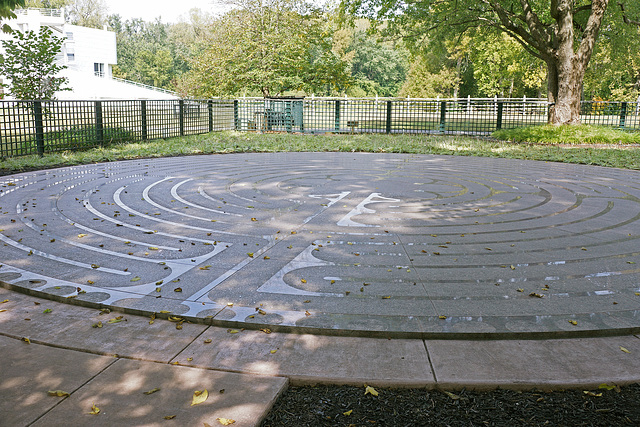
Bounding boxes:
[0,8,178,100]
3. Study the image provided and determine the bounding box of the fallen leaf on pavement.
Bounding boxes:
[191,389,208,406]
[88,403,100,415]
[48,390,70,397]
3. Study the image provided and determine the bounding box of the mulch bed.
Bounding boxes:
[261,384,640,426]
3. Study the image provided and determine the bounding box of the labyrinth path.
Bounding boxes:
[1,152,639,337]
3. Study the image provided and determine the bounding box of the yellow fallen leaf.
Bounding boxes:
[364,385,378,396]
[227,329,239,334]
[438,315,447,319]
[159,310,171,314]
[1,299,9,303]
[148,247,159,250]
[247,252,254,257]
[164,415,176,420]
[583,391,602,397]
[382,296,391,299]
[301,279,307,283]
[130,276,141,282]
[22,337,30,344]
[88,403,100,415]
[263,256,270,260]
[47,390,70,397]
[92,321,103,328]
[204,338,212,343]
[191,389,208,406]
[143,387,160,395]
[251,218,257,221]
[77,234,88,238]
[260,328,272,334]
[270,349,277,354]
[217,418,236,426]
[343,409,353,416]
[0,309,6,313]
[620,346,631,353]
[568,320,578,325]
[199,265,211,270]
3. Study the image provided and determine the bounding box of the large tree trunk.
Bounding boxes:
[544,0,610,125]
[546,58,585,125]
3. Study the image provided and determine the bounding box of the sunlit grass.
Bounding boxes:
[493,124,640,145]
[1,130,639,176]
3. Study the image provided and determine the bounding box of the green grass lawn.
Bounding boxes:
[1,128,639,176]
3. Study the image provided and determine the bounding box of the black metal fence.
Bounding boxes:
[1,98,638,158]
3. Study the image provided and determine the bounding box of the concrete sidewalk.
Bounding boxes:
[2,286,640,426]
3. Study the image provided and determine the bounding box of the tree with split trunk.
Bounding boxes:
[340,0,639,125]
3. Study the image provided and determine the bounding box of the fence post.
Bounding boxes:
[233,100,239,131]
[95,101,104,147]
[285,101,292,133]
[334,100,341,132]
[386,100,392,134]
[208,100,214,132]
[141,101,148,141]
[496,102,504,130]
[179,100,185,136]
[439,101,446,133]
[619,102,628,128]
[33,101,45,157]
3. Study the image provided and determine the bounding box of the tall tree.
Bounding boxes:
[340,0,620,125]
[66,0,107,29]
[178,0,350,97]
[0,26,69,99]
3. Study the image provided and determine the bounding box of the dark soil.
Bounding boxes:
[261,384,640,426]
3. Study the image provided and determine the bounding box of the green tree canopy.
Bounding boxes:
[177,0,351,97]
[1,0,25,32]
[341,0,637,125]
[0,26,69,99]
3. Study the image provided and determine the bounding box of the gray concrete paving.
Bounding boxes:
[2,153,640,424]
[2,152,640,337]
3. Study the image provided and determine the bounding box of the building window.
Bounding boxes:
[67,53,75,61]
[94,63,104,77]
[66,32,74,40]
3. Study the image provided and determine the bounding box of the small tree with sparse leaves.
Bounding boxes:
[0,26,70,99]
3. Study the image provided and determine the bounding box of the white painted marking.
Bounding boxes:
[257,245,342,297]
[304,191,351,224]
[171,179,242,216]
[337,193,400,227]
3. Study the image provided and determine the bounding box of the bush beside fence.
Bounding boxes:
[1,98,638,158]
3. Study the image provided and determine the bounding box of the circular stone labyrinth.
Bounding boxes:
[1,152,640,338]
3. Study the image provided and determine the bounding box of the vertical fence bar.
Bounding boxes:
[386,100,392,134]
[208,100,214,132]
[234,100,239,131]
[285,101,292,133]
[141,100,148,141]
[33,101,45,156]
[95,101,104,147]
[439,101,446,134]
[334,100,341,132]
[496,102,504,130]
[179,100,185,136]
[619,102,627,128]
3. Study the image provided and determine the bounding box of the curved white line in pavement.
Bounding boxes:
[257,244,342,297]
[113,185,255,238]
[171,179,242,216]
[142,177,229,224]
[198,186,252,210]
